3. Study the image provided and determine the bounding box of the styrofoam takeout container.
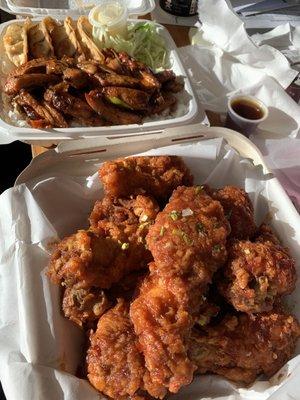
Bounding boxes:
[0,13,203,145]
[0,0,155,17]
[1,123,300,400]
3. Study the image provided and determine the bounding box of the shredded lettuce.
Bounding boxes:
[94,22,170,71]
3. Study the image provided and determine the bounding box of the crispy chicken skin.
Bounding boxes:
[130,186,230,397]
[89,195,159,233]
[218,225,296,313]
[147,186,230,281]
[62,284,110,327]
[87,299,145,399]
[189,310,300,384]
[130,272,197,399]
[99,156,193,201]
[47,226,150,290]
[209,185,256,240]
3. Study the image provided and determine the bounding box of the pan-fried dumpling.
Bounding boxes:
[43,17,76,59]
[28,19,54,59]
[77,16,105,63]
[64,17,85,61]
[3,21,29,66]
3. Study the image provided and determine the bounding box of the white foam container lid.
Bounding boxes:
[0,17,204,145]
[0,0,155,17]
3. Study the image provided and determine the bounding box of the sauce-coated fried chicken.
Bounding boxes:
[218,225,296,313]
[87,299,145,399]
[99,156,193,202]
[189,310,300,384]
[147,186,230,282]
[209,185,256,239]
[47,226,150,289]
[62,284,110,327]
[131,186,230,396]
[131,272,197,399]
[89,194,159,243]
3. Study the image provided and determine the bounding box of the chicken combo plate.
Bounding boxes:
[0,16,188,130]
[47,154,300,400]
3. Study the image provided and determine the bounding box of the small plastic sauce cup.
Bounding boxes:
[89,0,128,40]
[225,95,269,137]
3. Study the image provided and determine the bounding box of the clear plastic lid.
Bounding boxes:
[0,0,155,17]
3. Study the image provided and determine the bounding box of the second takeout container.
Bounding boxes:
[1,123,300,400]
[0,0,156,17]
[0,0,205,145]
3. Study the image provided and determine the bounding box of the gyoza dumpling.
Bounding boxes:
[3,21,29,66]
[28,19,54,59]
[43,16,76,59]
[77,16,105,63]
[64,17,85,61]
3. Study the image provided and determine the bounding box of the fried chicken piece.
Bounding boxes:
[89,194,159,234]
[4,73,60,95]
[218,225,296,313]
[85,90,142,125]
[15,90,68,128]
[147,186,230,281]
[209,185,256,239]
[103,86,151,111]
[87,299,145,399]
[47,223,151,290]
[131,187,230,396]
[189,310,300,384]
[130,272,197,399]
[99,156,193,201]
[62,284,110,327]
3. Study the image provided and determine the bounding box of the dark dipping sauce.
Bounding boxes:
[231,98,265,120]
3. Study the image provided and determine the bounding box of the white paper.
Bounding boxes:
[179,0,300,209]
[1,138,300,400]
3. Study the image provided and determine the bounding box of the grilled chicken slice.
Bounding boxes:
[15,90,68,128]
[44,84,105,126]
[103,87,150,111]
[118,52,161,91]
[46,58,74,75]
[163,77,184,93]
[151,91,177,115]
[5,73,60,95]
[7,58,49,78]
[94,72,141,89]
[155,70,176,84]
[86,90,142,125]
[63,68,89,89]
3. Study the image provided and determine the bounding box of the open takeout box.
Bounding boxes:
[0,0,205,145]
[0,123,300,400]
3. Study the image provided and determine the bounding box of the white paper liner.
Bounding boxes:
[0,138,300,400]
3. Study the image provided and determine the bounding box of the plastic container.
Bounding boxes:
[0,17,204,145]
[1,123,300,400]
[1,0,155,17]
[89,0,128,38]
